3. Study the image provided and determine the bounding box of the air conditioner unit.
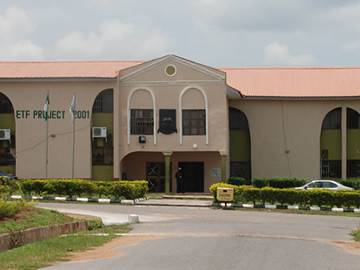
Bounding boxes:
[92,127,107,139]
[0,129,11,141]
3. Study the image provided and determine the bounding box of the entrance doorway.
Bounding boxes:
[146,162,165,192]
[178,162,204,192]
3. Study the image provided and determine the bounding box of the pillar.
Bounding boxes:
[163,152,172,193]
[114,78,120,179]
[341,106,347,179]
[221,154,228,182]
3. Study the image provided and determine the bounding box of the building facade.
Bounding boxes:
[0,55,360,192]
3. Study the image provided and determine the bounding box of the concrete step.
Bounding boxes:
[161,194,213,201]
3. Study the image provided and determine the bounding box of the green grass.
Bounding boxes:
[0,207,74,234]
[0,223,131,270]
[352,228,360,241]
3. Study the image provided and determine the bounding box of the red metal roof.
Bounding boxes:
[0,61,360,97]
[0,61,141,79]
[222,67,360,98]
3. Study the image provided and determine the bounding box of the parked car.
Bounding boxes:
[0,171,17,180]
[295,180,353,191]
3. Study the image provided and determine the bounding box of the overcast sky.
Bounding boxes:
[0,0,360,67]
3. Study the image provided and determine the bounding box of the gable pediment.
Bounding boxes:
[119,55,225,83]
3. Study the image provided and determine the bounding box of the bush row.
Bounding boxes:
[228,177,306,189]
[337,179,360,190]
[0,200,25,218]
[210,183,360,208]
[19,179,148,200]
[0,176,22,199]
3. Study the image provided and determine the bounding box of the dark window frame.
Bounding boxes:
[130,109,154,135]
[182,109,206,136]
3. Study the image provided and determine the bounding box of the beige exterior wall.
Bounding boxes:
[118,57,228,167]
[2,55,359,190]
[0,80,115,178]
[229,99,360,179]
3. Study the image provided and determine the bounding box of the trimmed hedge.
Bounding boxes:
[19,179,148,200]
[0,200,25,218]
[228,177,251,186]
[337,179,360,190]
[210,183,360,208]
[251,178,306,189]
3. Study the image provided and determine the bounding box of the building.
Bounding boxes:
[0,55,359,192]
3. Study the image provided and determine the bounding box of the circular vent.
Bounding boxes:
[165,65,176,76]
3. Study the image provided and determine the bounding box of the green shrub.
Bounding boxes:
[228,177,251,186]
[252,178,269,188]
[268,178,306,189]
[18,179,148,200]
[251,178,306,189]
[337,179,360,190]
[209,183,360,208]
[0,200,25,218]
[0,177,21,198]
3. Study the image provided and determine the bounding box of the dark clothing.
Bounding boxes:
[176,170,183,193]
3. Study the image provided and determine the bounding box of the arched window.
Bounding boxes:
[347,108,360,178]
[91,89,113,179]
[320,108,341,178]
[229,107,251,180]
[0,92,16,174]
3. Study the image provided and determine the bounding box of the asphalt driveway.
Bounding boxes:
[38,203,360,270]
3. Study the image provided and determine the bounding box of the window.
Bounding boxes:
[131,109,154,135]
[347,108,360,129]
[0,93,13,113]
[92,134,113,165]
[322,108,341,129]
[92,89,113,113]
[182,109,206,135]
[229,108,249,130]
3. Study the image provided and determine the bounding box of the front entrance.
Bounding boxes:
[146,162,165,192]
[178,162,204,193]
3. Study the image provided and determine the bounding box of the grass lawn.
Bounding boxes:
[0,221,130,270]
[0,206,74,234]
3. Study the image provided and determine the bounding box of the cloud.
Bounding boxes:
[264,42,315,65]
[0,6,43,60]
[55,19,171,59]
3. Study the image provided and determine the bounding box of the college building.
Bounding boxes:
[0,55,359,192]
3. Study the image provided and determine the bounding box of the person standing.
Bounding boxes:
[175,167,183,193]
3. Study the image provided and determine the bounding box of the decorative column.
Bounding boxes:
[114,77,121,179]
[163,152,172,193]
[341,106,347,179]
[220,154,228,182]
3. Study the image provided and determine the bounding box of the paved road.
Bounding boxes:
[39,203,360,270]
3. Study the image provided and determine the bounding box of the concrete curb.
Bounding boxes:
[10,195,146,205]
[218,202,360,213]
[0,221,87,252]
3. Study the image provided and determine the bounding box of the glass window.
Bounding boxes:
[182,109,206,135]
[92,89,113,113]
[347,108,360,129]
[131,109,154,135]
[0,93,13,113]
[229,108,249,130]
[92,133,113,165]
[322,108,341,129]
[322,181,337,188]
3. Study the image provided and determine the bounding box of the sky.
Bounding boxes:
[0,0,360,67]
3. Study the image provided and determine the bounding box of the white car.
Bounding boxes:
[295,180,353,191]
